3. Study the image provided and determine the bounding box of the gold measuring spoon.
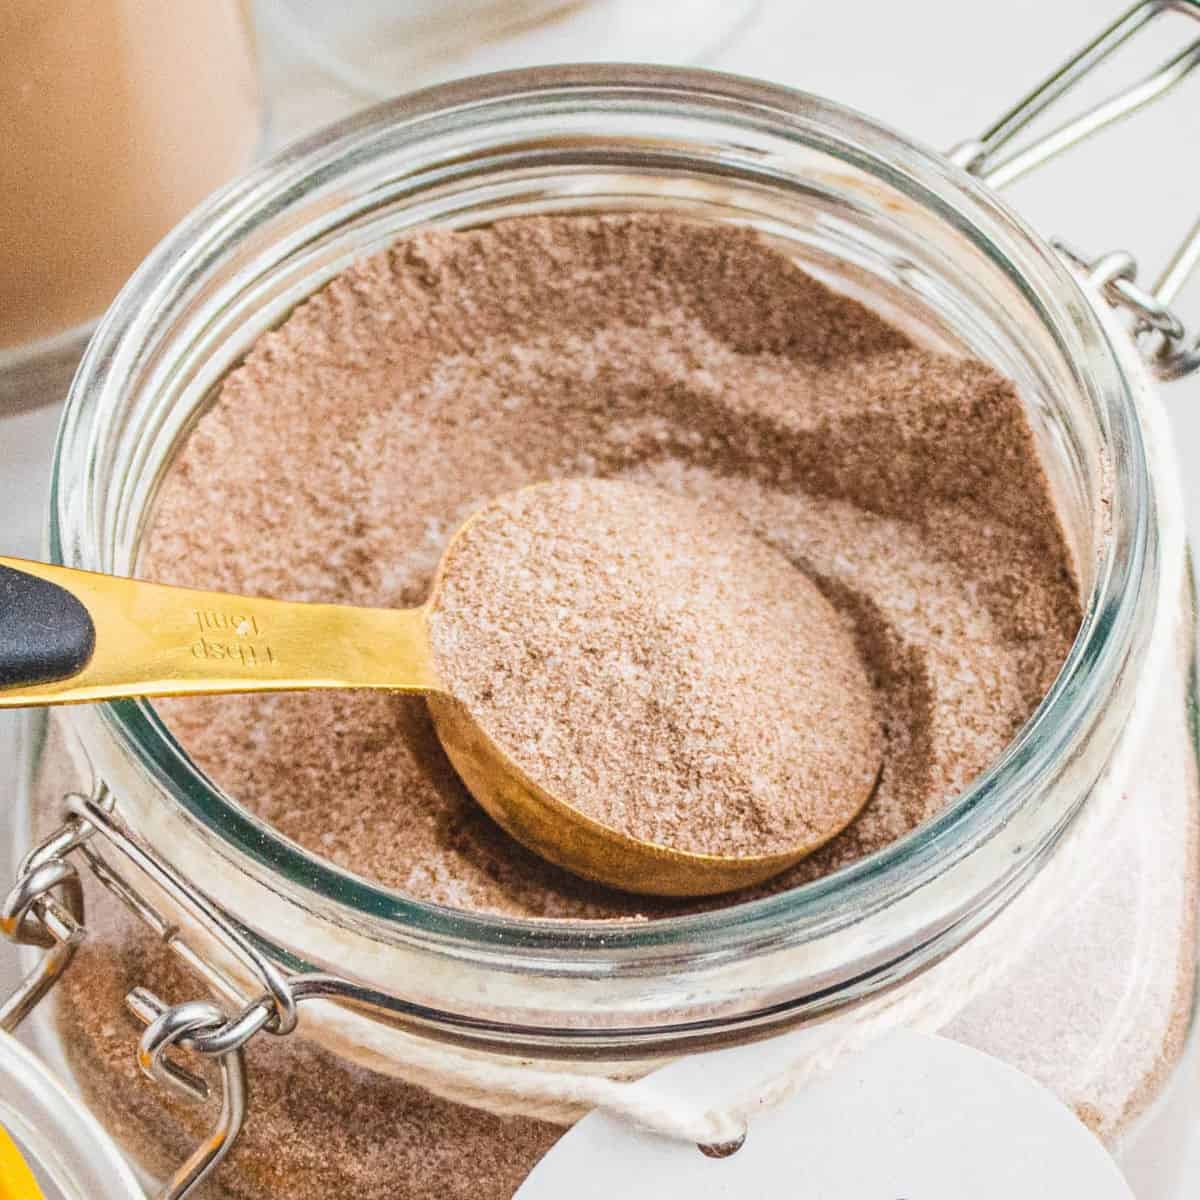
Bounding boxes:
[0,488,878,898]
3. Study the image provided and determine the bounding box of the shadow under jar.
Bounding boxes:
[9,64,1200,1200]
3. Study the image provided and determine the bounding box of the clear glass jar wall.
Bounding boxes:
[8,69,1199,1199]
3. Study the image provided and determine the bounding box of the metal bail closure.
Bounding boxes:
[948,0,1200,381]
[0,795,264,1200]
[0,817,88,1034]
[127,992,250,1200]
[1,788,401,1200]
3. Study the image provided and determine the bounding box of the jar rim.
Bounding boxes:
[49,65,1152,970]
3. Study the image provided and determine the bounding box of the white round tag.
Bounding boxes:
[516,1030,1133,1199]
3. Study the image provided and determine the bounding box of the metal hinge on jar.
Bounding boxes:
[1,786,389,1200]
[4,791,295,1200]
[2,793,252,1200]
[948,0,1200,381]
[0,818,87,1031]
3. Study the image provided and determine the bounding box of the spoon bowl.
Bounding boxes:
[427,693,815,895]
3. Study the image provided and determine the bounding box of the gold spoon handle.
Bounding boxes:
[0,556,438,708]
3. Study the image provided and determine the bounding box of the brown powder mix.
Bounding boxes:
[52,213,1090,1200]
[429,478,882,858]
[140,213,1081,918]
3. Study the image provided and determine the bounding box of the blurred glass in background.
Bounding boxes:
[0,1,261,411]
[255,0,763,142]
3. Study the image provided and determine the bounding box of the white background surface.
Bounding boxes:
[1,0,1198,1193]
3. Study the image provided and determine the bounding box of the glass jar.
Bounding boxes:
[5,19,1200,1200]
[0,1028,142,1199]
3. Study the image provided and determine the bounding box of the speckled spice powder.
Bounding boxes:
[429,478,882,858]
[137,213,1080,919]
[49,214,1096,1199]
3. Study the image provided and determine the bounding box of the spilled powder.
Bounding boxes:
[429,478,882,858]
[138,213,1081,918]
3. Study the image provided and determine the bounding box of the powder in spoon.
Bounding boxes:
[428,478,883,859]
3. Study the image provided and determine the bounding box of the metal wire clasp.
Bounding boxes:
[0,815,89,1033]
[948,0,1200,381]
[67,789,305,1200]
[1,785,380,1198]
[0,790,296,1200]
